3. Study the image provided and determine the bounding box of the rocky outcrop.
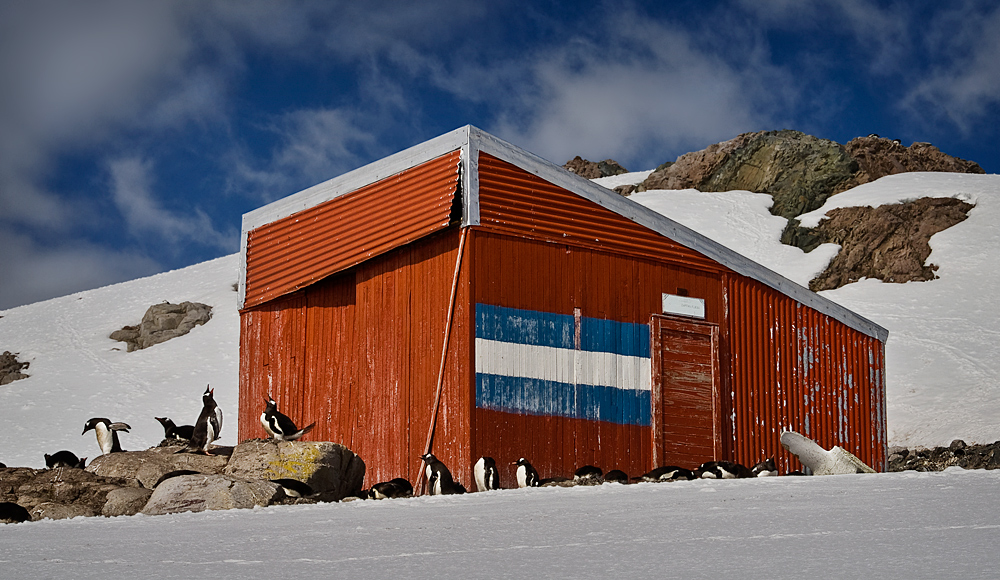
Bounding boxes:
[888,440,1000,472]
[224,439,366,502]
[142,474,283,516]
[0,351,29,385]
[564,156,628,179]
[845,136,984,183]
[86,442,232,489]
[0,466,140,521]
[782,197,974,291]
[102,487,153,516]
[110,301,213,352]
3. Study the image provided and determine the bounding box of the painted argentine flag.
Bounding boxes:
[475,304,652,426]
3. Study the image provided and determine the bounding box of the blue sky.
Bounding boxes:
[1,0,998,310]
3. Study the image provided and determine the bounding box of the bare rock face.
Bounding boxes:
[0,351,29,385]
[142,474,283,515]
[102,487,153,517]
[845,135,985,183]
[31,501,96,520]
[86,444,232,489]
[783,197,974,291]
[5,466,138,519]
[110,301,213,352]
[224,439,366,501]
[642,132,755,191]
[564,156,629,179]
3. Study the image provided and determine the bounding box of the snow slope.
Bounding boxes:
[0,172,998,470]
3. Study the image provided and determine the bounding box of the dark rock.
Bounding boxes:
[224,439,365,502]
[613,184,637,196]
[845,136,985,184]
[0,351,30,385]
[110,301,213,352]
[563,156,628,179]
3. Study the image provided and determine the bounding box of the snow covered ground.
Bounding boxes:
[1,169,999,574]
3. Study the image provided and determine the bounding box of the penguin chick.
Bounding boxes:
[421,453,465,495]
[512,457,540,488]
[155,416,194,440]
[368,478,414,499]
[180,386,222,455]
[260,395,315,441]
[44,450,86,469]
[751,457,778,477]
[473,456,501,492]
[82,418,131,455]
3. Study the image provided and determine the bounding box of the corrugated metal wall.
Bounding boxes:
[243,150,460,309]
[239,228,473,487]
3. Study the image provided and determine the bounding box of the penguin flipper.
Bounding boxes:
[109,422,131,432]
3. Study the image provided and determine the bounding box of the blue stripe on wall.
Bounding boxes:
[477,303,649,357]
[476,373,652,427]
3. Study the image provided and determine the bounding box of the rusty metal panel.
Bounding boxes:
[243,151,460,310]
[239,228,473,487]
[725,275,887,472]
[476,153,725,273]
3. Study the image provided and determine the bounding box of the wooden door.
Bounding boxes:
[650,314,722,469]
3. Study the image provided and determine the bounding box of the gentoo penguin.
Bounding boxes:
[421,453,466,495]
[0,462,6,469]
[44,450,86,469]
[155,416,194,440]
[751,457,778,477]
[0,502,32,524]
[260,394,315,441]
[633,465,695,482]
[473,456,501,492]
[82,418,131,454]
[696,460,753,479]
[368,478,414,499]
[271,478,314,498]
[573,464,604,485]
[180,386,222,455]
[512,457,540,488]
[603,469,629,484]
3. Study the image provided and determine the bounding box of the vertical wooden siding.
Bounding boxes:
[243,151,460,309]
[724,274,887,472]
[239,228,473,487]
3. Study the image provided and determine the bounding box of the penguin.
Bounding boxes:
[368,478,414,499]
[751,457,778,477]
[0,502,32,524]
[0,462,6,469]
[271,478,314,498]
[180,386,222,455]
[44,450,86,469]
[573,465,604,485]
[633,465,696,482]
[82,418,131,455]
[260,394,315,441]
[512,457,540,488]
[155,416,194,440]
[696,460,753,479]
[604,469,628,484]
[473,456,501,492]
[421,453,465,495]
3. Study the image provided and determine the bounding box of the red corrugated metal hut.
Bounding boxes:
[237,126,888,489]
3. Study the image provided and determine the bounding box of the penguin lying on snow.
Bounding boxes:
[512,457,540,488]
[573,465,604,485]
[421,453,466,495]
[82,418,131,455]
[696,460,753,479]
[368,478,414,499]
[751,457,777,477]
[634,466,695,482]
[179,386,223,455]
[44,450,86,469]
[260,394,315,441]
[603,469,629,484]
[155,416,194,440]
[0,502,32,524]
[474,456,501,492]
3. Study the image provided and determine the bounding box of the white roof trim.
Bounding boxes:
[238,125,888,343]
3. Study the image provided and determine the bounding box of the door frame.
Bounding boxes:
[650,314,723,467]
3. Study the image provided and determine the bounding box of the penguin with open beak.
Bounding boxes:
[180,385,222,455]
[82,418,131,455]
[260,394,315,441]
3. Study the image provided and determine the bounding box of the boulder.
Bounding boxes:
[563,156,628,179]
[845,135,984,183]
[102,487,154,517]
[224,439,365,501]
[110,301,213,352]
[30,501,96,521]
[141,474,283,515]
[86,443,231,489]
[15,466,137,513]
[0,351,30,385]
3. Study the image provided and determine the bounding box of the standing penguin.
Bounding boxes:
[473,456,501,492]
[512,457,540,488]
[82,418,131,455]
[421,453,466,495]
[260,394,315,441]
[181,386,222,455]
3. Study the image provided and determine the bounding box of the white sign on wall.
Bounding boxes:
[662,293,705,319]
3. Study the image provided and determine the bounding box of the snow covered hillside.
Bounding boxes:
[0,173,998,469]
